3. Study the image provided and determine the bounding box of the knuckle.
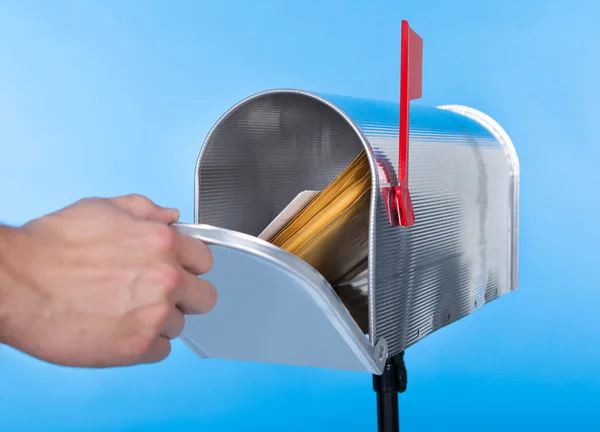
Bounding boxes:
[77,197,103,207]
[147,303,173,334]
[125,194,154,217]
[155,264,183,292]
[126,193,152,208]
[143,264,182,295]
[124,303,173,362]
[151,224,177,253]
[155,303,173,325]
[125,332,154,360]
[148,303,173,336]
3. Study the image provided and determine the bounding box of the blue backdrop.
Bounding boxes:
[1,0,598,431]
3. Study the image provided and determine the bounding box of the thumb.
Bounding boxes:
[109,194,180,223]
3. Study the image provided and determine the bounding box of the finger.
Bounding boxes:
[110,194,180,224]
[172,271,218,314]
[138,336,172,364]
[158,307,185,340]
[173,230,214,275]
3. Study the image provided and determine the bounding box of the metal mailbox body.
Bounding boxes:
[180,89,519,373]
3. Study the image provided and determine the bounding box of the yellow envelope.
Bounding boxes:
[269,150,369,248]
[268,150,371,285]
[291,186,370,284]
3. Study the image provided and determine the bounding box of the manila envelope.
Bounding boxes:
[268,150,371,285]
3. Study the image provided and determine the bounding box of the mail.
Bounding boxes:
[262,150,371,289]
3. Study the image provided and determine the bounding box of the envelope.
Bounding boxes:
[258,190,320,241]
[267,150,371,285]
[269,150,369,247]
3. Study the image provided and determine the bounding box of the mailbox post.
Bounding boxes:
[373,352,407,432]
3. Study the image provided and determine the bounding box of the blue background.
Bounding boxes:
[1,0,598,430]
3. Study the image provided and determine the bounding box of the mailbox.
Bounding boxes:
[174,21,519,431]
[177,88,519,373]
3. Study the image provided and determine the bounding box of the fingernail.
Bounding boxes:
[170,208,180,221]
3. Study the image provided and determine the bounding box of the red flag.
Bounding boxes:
[396,20,423,227]
[408,27,423,101]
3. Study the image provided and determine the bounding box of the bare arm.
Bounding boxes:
[0,195,216,367]
[0,224,23,340]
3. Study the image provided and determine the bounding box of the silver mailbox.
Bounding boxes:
[177,88,519,375]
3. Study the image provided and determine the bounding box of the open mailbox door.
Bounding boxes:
[176,223,387,374]
[175,20,519,431]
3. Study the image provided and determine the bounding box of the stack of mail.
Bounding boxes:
[259,150,371,287]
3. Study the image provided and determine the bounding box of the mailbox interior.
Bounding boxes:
[195,92,370,238]
[194,91,376,337]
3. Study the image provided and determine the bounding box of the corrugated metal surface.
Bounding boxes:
[194,89,519,358]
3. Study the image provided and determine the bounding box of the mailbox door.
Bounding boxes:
[175,223,387,374]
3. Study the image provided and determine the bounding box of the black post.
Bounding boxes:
[372,351,407,432]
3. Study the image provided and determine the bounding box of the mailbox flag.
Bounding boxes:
[407,25,423,101]
[396,20,423,227]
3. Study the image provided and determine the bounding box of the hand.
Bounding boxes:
[0,194,216,367]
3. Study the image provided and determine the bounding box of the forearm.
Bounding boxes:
[0,224,25,345]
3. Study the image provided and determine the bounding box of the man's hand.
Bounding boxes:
[0,194,216,367]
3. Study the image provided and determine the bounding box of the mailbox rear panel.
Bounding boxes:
[195,89,519,357]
